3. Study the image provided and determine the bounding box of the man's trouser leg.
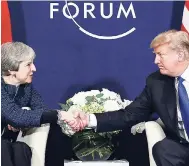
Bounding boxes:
[152,138,189,166]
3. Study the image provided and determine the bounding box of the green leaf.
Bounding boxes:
[85,96,94,102]
[58,103,69,111]
[96,93,103,98]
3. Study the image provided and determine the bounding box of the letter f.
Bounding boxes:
[50,3,59,19]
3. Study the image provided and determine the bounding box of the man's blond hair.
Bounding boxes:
[150,30,189,60]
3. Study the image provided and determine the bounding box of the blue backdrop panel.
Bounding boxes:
[8,1,184,109]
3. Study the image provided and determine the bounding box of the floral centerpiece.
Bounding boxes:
[58,89,132,161]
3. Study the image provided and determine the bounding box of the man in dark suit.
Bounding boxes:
[66,30,189,166]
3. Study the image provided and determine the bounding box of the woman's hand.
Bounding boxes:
[59,111,81,131]
[7,124,19,132]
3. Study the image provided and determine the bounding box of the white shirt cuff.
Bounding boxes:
[88,114,97,129]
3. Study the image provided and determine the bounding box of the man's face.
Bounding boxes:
[153,43,180,77]
[15,60,36,84]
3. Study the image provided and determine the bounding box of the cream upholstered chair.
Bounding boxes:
[16,107,50,166]
[131,119,166,166]
[17,124,50,166]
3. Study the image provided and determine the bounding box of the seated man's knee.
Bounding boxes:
[152,139,165,159]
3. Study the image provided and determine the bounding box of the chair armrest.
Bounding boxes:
[145,121,166,166]
[155,118,165,128]
[17,124,50,166]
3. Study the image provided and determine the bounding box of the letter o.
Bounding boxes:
[62,2,79,19]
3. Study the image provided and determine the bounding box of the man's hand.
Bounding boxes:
[7,125,19,132]
[72,110,89,130]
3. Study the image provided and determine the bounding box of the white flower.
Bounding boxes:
[101,89,121,100]
[85,90,101,96]
[104,100,123,112]
[70,92,86,106]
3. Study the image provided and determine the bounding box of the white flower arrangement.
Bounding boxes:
[58,88,132,136]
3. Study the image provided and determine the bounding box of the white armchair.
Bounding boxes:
[131,119,166,166]
[16,107,50,166]
[17,124,50,166]
[16,124,50,166]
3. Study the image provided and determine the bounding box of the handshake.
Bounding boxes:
[59,110,90,132]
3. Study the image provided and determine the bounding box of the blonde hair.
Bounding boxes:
[150,30,189,60]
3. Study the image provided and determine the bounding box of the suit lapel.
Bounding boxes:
[163,77,177,128]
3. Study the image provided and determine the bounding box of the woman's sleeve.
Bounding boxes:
[2,85,58,128]
[2,86,43,128]
[29,85,58,124]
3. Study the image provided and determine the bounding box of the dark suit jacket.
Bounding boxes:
[95,70,185,143]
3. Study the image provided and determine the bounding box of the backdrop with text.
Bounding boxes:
[6,1,184,109]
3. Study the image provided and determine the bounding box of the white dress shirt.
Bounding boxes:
[175,65,189,142]
[88,66,189,143]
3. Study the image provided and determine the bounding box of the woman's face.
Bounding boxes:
[15,60,36,84]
